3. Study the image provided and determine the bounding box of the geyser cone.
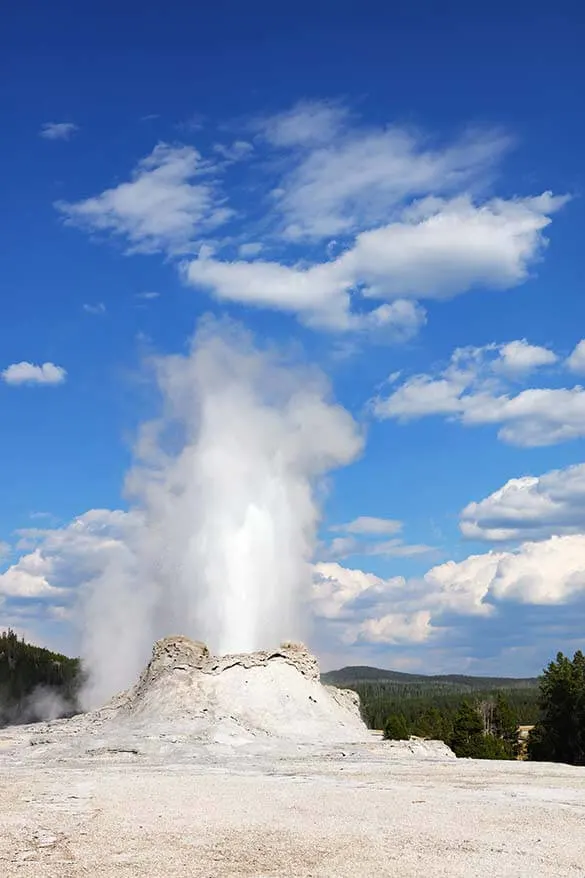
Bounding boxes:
[101,636,369,744]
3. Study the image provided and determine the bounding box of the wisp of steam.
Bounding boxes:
[79,319,362,707]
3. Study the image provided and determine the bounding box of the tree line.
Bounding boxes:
[356,649,585,764]
[0,629,81,726]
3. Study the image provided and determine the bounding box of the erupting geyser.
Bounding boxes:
[78,319,363,708]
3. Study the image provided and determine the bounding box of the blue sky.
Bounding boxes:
[1,0,585,678]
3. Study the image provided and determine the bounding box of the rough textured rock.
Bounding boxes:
[383,737,457,760]
[95,636,369,744]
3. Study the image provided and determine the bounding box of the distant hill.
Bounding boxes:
[321,665,541,730]
[321,665,538,692]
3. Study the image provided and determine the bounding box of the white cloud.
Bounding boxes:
[336,193,567,300]
[464,387,585,447]
[185,250,426,335]
[374,339,585,446]
[313,531,585,650]
[56,143,232,255]
[40,122,78,141]
[1,362,67,386]
[312,561,406,620]
[213,140,253,161]
[0,510,139,603]
[54,100,567,339]
[83,302,106,315]
[348,611,433,645]
[238,242,263,258]
[135,291,160,300]
[257,99,349,148]
[492,338,557,377]
[461,463,585,542]
[265,107,511,240]
[48,605,74,621]
[325,535,434,560]
[426,534,585,607]
[5,510,585,658]
[185,194,564,333]
[0,549,63,597]
[323,516,433,560]
[332,516,403,535]
[566,339,585,373]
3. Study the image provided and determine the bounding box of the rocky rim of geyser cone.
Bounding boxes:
[96,635,370,744]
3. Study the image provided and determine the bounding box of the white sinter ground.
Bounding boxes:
[1,637,584,877]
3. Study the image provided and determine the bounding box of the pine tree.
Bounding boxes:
[528,650,585,765]
[450,701,485,758]
[383,713,409,740]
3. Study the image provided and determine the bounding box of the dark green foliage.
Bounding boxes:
[528,650,585,766]
[323,665,539,738]
[342,681,538,734]
[383,713,409,740]
[0,629,81,726]
[325,666,535,760]
[450,700,485,757]
[321,665,537,690]
[479,734,515,760]
[493,692,518,743]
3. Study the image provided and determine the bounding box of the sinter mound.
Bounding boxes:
[97,636,370,744]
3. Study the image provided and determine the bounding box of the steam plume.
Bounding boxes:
[79,319,362,706]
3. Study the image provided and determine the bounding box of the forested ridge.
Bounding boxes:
[0,629,81,726]
[325,652,585,764]
[321,665,537,690]
[323,666,540,758]
[346,681,540,732]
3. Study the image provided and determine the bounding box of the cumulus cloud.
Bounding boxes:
[56,143,232,255]
[349,611,433,645]
[492,338,558,377]
[312,530,585,651]
[461,463,585,541]
[185,194,564,332]
[312,562,406,621]
[40,122,78,140]
[5,513,585,667]
[566,339,585,373]
[426,535,585,607]
[373,339,585,446]
[0,509,119,590]
[1,362,67,385]
[0,549,66,597]
[334,194,566,298]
